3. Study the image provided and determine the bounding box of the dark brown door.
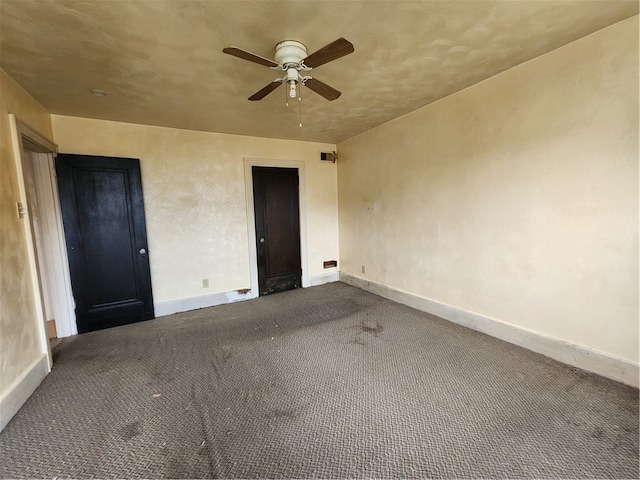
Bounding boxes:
[252,166,302,295]
[56,154,154,333]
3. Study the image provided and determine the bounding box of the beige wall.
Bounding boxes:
[337,18,639,364]
[1,15,637,402]
[51,116,339,303]
[0,70,54,394]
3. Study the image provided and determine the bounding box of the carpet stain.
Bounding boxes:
[358,320,384,336]
[120,420,142,440]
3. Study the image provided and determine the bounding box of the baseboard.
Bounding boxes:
[308,271,339,287]
[156,275,339,317]
[154,288,253,317]
[340,272,639,388]
[0,354,49,432]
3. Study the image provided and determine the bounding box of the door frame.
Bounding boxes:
[8,116,77,364]
[243,158,309,298]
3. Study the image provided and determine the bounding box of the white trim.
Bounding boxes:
[0,354,49,432]
[340,272,639,388]
[8,116,53,369]
[155,276,336,317]
[9,116,76,338]
[10,116,57,152]
[243,158,309,296]
[309,271,339,287]
[154,289,252,317]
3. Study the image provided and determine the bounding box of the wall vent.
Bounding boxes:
[320,151,337,163]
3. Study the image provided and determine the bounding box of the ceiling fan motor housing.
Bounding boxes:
[274,40,308,68]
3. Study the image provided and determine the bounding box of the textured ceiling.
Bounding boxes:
[1,0,637,144]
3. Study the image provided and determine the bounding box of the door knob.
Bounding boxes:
[259,237,265,243]
[139,248,147,255]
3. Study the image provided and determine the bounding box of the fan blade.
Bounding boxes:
[223,47,279,68]
[248,81,282,101]
[303,38,354,68]
[304,77,341,101]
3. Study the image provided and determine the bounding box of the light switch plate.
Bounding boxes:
[16,202,26,219]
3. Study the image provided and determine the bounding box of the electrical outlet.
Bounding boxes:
[202,278,209,288]
[361,265,366,274]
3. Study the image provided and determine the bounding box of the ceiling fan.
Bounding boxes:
[223,38,354,101]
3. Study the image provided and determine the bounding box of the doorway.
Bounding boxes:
[8,116,75,368]
[252,166,302,295]
[56,154,155,333]
[21,148,62,342]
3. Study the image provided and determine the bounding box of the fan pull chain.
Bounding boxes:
[298,84,303,127]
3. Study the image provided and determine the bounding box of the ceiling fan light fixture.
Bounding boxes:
[286,68,299,98]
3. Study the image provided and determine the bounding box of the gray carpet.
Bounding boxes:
[0,282,637,479]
